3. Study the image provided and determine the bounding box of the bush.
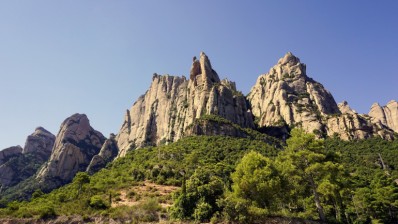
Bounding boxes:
[37,205,56,219]
[89,195,108,209]
[193,198,212,222]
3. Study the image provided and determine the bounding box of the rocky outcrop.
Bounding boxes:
[116,52,254,157]
[323,101,392,140]
[0,127,55,188]
[0,146,22,166]
[248,52,340,134]
[185,116,251,139]
[23,127,55,156]
[87,134,119,174]
[248,53,395,140]
[36,114,105,190]
[369,100,398,133]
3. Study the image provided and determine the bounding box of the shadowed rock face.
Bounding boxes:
[248,52,395,140]
[0,146,22,166]
[0,147,23,187]
[0,127,55,188]
[36,114,105,190]
[115,52,254,157]
[87,134,119,175]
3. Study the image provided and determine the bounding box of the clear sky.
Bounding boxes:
[0,1,397,149]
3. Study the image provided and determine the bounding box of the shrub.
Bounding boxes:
[89,195,108,209]
[193,198,212,222]
[37,205,56,219]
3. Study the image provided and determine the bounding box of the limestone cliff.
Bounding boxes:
[116,52,254,156]
[36,114,105,190]
[0,127,55,188]
[369,100,398,133]
[248,52,394,140]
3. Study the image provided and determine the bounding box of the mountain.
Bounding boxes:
[36,114,106,191]
[0,51,397,202]
[248,52,395,140]
[115,52,254,157]
[0,127,55,189]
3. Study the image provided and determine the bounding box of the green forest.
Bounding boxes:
[0,129,397,223]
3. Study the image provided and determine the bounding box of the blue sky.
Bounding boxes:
[0,1,397,149]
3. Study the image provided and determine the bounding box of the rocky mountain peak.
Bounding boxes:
[189,51,220,88]
[22,127,55,155]
[248,53,396,140]
[0,146,22,165]
[36,113,105,190]
[115,52,253,156]
[0,127,55,188]
[248,52,339,134]
[277,52,301,66]
[338,101,356,114]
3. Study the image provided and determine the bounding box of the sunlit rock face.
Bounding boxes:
[369,100,398,133]
[248,52,395,140]
[115,52,254,157]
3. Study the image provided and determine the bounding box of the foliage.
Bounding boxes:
[1,131,398,223]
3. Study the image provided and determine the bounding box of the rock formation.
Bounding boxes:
[0,146,23,187]
[0,146,22,166]
[248,52,340,134]
[116,52,253,156]
[0,127,55,188]
[326,101,394,140]
[87,134,119,174]
[248,52,395,140]
[369,100,398,133]
[36,114,105,190]
[22,127,55,156]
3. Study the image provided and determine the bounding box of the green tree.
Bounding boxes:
[351,170,398,222]
[231,151,282,210]
[276,129,347,222]
[73,172,90,198]
[220,151,282,223]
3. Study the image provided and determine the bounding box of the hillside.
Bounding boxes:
[0,131,398,223]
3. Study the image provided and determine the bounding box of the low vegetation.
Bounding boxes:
[0,131,397,223]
